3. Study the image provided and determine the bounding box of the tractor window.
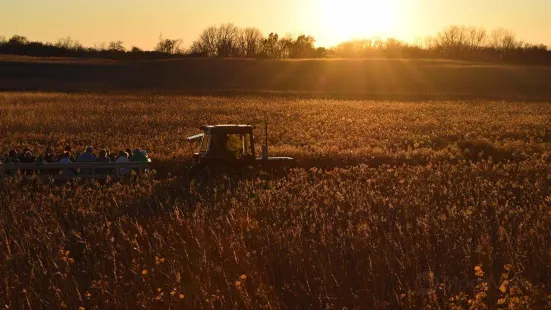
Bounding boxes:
[200,134,210,153]
[207,133,253,159]
[243,134,253,156]
[226,134,244,158]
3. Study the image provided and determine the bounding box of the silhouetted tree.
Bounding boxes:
[93,42,107,51]
[332,39,373,57]
[155,35,182,54]
[108,41,125,52]
[191,23,242,57]
[523,43,548,52]
[215,23,240,57]
[131,46,143,53]
[8,35,29,45]
[190,26,218,56]
[314,47,328,58]
[261,33,281,58]
[467,27,487,50]
[278,36,294,58]
[55,37,82,50]
[288,35,316,58]
[237,27,263,57]
[436,25,468,52]
[0,24,549,64]
[490,28,521,53]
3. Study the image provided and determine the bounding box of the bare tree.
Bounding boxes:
[191,24,240,57]
[215,23,240,57]
[108,40,125,52]
[422,36,437,50]
[93,42,107,51]
[55,37,82,50]
[190,26,218,56]
[490,28,520,52]
[288,35,316,58]
[385,38,405,50]
[466,27,487,50]
[8,35,29,45]
[261,33,280,58]
[0,36,7,45]
[436,25,468,51]
[333,40,367,57]
[523,43,548,52]
[237,27,263,57]
[155,35,183,54]
[278,35,294,58]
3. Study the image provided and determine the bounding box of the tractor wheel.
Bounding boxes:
[188,165,239,196]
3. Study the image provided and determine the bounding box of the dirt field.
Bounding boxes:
[2,56,551,101]
[1,57,551,309]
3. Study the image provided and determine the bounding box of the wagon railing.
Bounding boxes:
[0,159,152,180]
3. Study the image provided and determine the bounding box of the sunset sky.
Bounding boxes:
[2,0,550,50]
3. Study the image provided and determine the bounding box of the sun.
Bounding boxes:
[319,0,401,46]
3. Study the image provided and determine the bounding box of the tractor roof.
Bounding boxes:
[200,124,254,134]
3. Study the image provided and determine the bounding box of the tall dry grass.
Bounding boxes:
[0,93,550,308]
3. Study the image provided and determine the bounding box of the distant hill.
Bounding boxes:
[1,55,551,101]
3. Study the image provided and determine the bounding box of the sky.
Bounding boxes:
[1,0,550,50]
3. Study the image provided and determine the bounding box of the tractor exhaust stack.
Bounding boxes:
[262,122,269,160]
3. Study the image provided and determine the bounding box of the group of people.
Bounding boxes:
[1,145,149,176]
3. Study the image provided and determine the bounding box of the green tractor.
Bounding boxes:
[186,124,294,193]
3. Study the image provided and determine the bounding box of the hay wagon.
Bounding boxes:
[0,160,152,180]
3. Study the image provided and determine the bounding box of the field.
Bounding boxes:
[2,56,551,101]
[1,57,551,309]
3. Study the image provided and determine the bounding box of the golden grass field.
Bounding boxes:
[1,56,551,309]
[1,90,551,309]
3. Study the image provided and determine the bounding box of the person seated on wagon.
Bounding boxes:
[8,150,21,163]
[22,151,35,163]
[20,148,31,162]
[97,149,111,163]
[116,150,130,175]
[78,146,97,175]
[107,149,117,162]
[130,148,148,162]
[97,149,112,175]
[59,145,76,162]
[21,151,36,175]
[59,151,78,176]
[44,147,58,163]
[78,146,97,162]
[125,148,133,159]
[59,151,73,163]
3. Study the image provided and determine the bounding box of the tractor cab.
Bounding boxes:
[187,124,295,169]
[187,125,256,165]
[187,125,295,171]
[186,124,294,194]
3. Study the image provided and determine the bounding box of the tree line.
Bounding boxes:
[0,24,549,64]
[332,25,550,64]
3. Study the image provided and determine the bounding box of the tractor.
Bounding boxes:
[186,124,294,192]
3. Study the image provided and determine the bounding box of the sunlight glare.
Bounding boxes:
[319,0,401,45]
